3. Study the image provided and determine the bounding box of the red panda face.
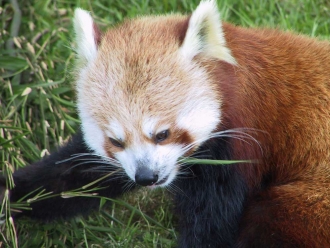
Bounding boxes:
[73,1,235,187]
[77,47,221,186]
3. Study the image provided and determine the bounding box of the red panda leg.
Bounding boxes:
[236,180,330,247]
[5,131,134,220]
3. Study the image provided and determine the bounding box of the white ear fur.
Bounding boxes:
[73,8,98,63]
[180,0,236,64]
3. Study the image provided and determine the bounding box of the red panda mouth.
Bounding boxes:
[155,175,169,186]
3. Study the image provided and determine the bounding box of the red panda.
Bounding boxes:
[3,0,330,247]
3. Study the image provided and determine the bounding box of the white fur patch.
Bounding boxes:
[142,117,159,138]
[142,117,171,139]
[176,56,221,145]
[176,100,220,143]
[79,108,107,157]
[74,8,98,63]
[106,119,126,141]
[74,62,104,156]
[180,0,236,64]
[115,143,184,187]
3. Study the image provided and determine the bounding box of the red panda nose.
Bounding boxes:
[135,167,159,186]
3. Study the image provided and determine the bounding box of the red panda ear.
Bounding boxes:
[180,0,236,65]
[73,9,101,65]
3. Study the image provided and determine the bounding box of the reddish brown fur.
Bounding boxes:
[93,22,102,47]
[221,23,330,180]
[104,138,123,157]
[203,23,330,246]
[166,129,194,147]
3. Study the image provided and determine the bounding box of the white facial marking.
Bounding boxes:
[79,110,107,157]
[106,119,126,141]
[176,87,220,143]
[174,55,221,144]
[142,117,159,138]
[115,143,184,187]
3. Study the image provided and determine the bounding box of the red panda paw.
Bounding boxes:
[0,175,6,203]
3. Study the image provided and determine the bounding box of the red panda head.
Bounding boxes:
[73,0,236,187]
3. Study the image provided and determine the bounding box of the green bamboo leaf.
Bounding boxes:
[0,56,28,70]
[180,157,253,165]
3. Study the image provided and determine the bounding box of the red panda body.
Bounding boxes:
[4,0,330,247]
[221,22,330,185]
[221,24,330,246]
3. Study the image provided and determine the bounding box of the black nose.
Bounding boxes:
[135,167,158,186]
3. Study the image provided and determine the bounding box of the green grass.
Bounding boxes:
[1,0,330,247]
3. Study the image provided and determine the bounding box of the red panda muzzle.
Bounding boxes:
[135,166,159,186]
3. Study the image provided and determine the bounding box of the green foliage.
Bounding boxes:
[1,0,330,247]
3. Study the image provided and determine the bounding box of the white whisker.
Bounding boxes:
[180,128,264,156]
[166,182,188,198]
[55,152,98,164]
[102,175,128,184]
[122,180,136,193]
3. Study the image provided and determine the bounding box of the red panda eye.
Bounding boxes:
[155,130,170,143]
[109,138,124,148]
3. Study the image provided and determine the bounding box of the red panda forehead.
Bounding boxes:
[101,15,190,54]
[89,63,215,128]
[83,44,221,145]
[90,16,210,113]
[89,55,213,118]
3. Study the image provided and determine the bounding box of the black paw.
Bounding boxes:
[0,175,7,203]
